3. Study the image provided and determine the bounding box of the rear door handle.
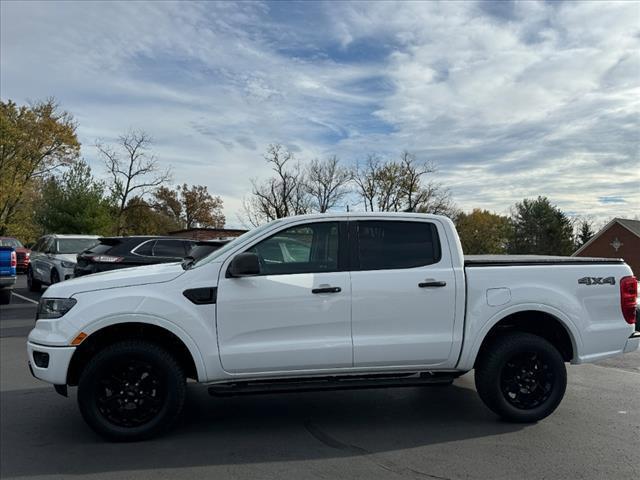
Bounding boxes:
[312,286,342,294]
[418,281,447,288]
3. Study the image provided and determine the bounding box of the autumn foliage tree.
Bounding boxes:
[0,98,80,236]
[154,184,225,229]
[455,209,511,254]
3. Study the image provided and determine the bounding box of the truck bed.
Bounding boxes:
[464,255,624,267]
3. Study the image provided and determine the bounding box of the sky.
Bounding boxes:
[1,0,639,227]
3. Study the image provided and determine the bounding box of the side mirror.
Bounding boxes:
[228,252,260,277]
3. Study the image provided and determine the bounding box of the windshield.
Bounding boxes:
[0,238,23,248]
[56,238,99,254]
[192,220,282,267]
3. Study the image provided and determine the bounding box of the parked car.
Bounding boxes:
[27,234,99,292]
[27,213,638,441]
[74,237,226,277]
[0,246,17,304]
[0,237,31,272]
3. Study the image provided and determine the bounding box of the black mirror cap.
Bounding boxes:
[228,252,260,277]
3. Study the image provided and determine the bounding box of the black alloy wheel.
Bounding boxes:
[500,351,555,409]
[78,341,186,441]
[475,332,567,423]
[94,358,166,428]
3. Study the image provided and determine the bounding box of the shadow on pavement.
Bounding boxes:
[0,381,526,477]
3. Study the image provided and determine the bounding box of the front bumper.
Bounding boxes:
[27,341,75,385]
[623,331,640,354]
[59,265,75,281]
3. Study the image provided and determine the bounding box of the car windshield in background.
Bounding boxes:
[0,239,23,248]
[57,238,98,254]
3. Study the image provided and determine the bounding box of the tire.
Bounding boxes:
[78,340,186,441]
[50,269,60,285]
[27,267,41,292]
[474,332,566,423]
[0,289,11,305]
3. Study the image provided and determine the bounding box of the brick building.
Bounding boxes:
[168,227,248,241]
[573,218,640,276]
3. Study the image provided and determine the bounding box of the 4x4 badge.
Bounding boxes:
[578,276,615,286]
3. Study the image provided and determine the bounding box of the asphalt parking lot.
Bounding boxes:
[1,275,639,480]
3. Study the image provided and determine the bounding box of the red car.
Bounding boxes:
[0,237,31,272]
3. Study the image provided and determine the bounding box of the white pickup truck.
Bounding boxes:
[27,213,639,440]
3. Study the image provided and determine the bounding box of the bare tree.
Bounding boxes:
[352,154,382,212]
[305,156,352,213]
[242,144,311,226]
[414,181,458,217]
[352,151,457,216]
[96,130,171,234]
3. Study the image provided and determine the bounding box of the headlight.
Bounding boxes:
[37,298,77,320]
[60,261,75,268]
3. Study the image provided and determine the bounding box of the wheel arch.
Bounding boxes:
[459,305,582,370]
[67,321,206,385]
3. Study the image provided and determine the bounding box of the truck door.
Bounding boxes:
[216,220,352,374]
[350,219,457,367]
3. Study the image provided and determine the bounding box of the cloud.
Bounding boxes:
[1,0,638,226]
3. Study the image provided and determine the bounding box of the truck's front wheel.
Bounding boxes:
[475,332,566,423]
[78,340,186,441]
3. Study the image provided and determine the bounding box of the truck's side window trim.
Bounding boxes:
[351,220,442,271]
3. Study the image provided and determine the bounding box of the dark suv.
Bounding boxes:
[74,237,194,277]
[74,236,228,277]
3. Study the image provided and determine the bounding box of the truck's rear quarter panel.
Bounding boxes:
[459,260,634,370]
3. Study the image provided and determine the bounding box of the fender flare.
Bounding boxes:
[81,313,208,381]
[456,303,583,371]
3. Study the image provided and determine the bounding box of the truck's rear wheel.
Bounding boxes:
[475,332,566,423]
[78,340,186,441]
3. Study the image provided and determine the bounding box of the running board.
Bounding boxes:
[207,372,458,397]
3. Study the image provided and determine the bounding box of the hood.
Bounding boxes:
[15,247,30,255]
[56,253,78,264]
[44,262,186,298]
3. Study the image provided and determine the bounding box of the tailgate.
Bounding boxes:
[0,247,15,276]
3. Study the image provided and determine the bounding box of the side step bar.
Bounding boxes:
[208,372,459,397]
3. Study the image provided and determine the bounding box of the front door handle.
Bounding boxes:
[418,281,447,288]
[312,286,342,294]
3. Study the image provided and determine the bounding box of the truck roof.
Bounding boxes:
[270,212,449,221]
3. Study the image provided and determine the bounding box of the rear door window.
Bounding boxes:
[134,240,155,256]
[355,221,441,271]
[153,240,189,258]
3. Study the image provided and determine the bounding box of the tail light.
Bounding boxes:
[10,251,16,268]
[90,255,123,263]
[620,276,638,324]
